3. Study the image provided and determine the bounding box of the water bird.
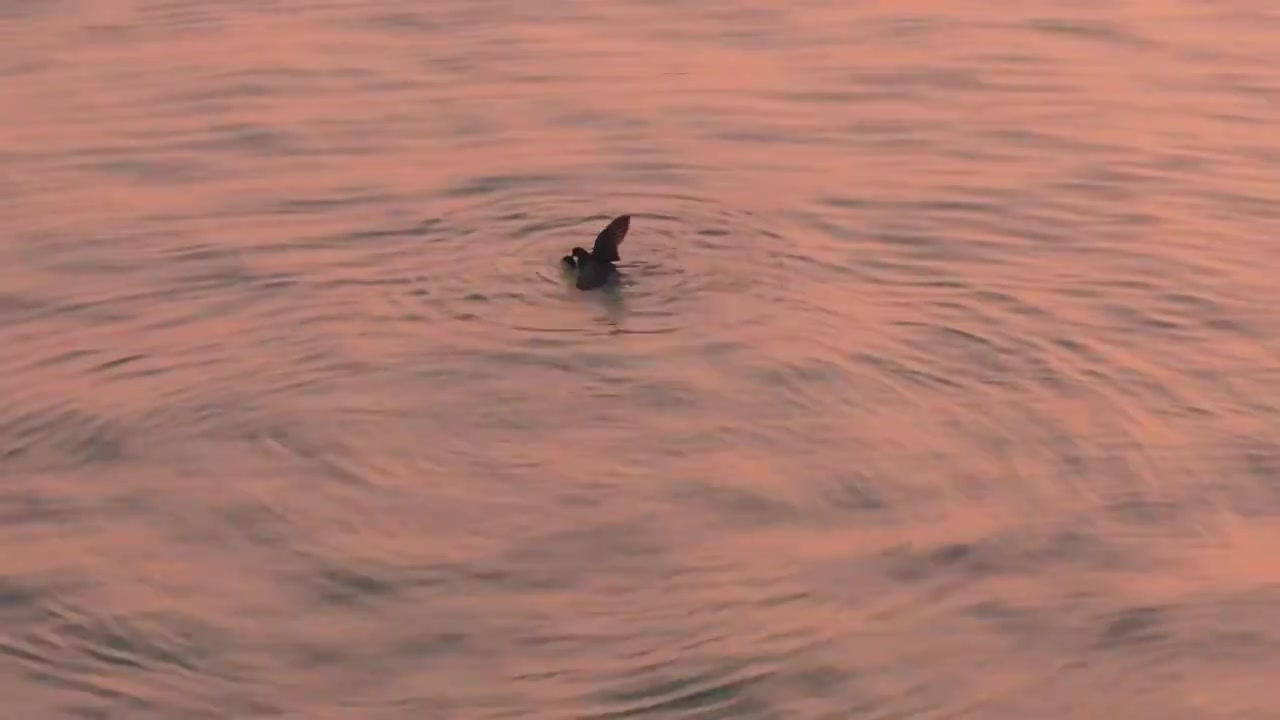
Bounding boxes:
[560,214,631,290]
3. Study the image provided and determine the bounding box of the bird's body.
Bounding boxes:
[572,254,616,290]
[561,215,631,290]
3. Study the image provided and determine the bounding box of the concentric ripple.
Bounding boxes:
[381,183,803,346]
[5,0,1280,718]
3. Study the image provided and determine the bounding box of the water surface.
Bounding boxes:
[3,1,1280,718]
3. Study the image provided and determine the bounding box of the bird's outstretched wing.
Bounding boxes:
[590,214,630,262]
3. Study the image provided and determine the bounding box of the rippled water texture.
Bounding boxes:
[4,1,1280,718]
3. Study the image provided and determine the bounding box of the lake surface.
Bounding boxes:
[3,1,1280,717]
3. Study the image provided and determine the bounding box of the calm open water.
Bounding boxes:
[3,1,1280,718]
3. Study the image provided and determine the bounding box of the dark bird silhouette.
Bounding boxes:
[560,214,631,290]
